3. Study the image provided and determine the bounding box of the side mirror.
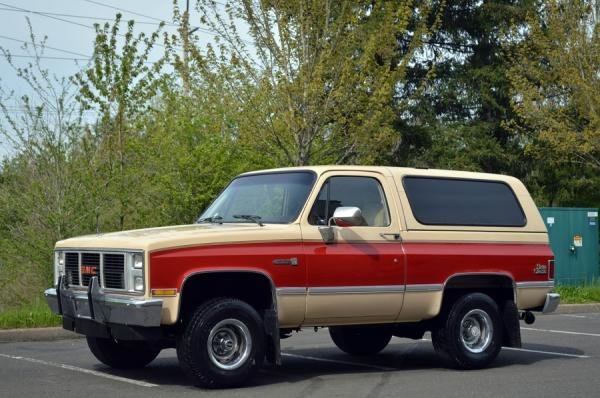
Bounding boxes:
[331,206,364,227]
[317,206,364,244]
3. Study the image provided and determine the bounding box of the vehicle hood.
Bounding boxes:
[55,223,301,252]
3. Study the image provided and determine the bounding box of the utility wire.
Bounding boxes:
[0,34,90,57]
[83,0,165,23]
[3,54,160,66]
[0,2,170,49]
[4,54,90,61]
[0,7,176,26]
[82,0,224,38]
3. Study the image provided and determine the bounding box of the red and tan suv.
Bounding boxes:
[45,166,559,388]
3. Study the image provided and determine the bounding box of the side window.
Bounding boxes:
[308,176,390,227]
[403,176,526,227]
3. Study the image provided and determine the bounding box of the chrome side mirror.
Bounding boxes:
[318,206,363,244]
[331,206,364,227]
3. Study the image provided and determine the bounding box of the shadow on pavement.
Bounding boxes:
[92,340,587,390]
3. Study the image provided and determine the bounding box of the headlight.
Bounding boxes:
[134,276,145,291]
[128,252,145,293]
[133,253,144,269]
[54,251,65,285]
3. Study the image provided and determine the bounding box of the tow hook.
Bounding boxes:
[520,311,536,325]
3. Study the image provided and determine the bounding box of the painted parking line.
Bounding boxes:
[522,327,600,338]
[419,338,588,359]
[502,347,590,359]
[0,353,158,387]
[282,353,396,371]
[559,314,589,319]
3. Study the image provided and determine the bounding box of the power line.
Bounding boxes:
[3,53,160,66]
[0,34,90,57]
[0,2,170,49]
[82,0,165,23]
[0,7,176,26]
[82,0,224,38]
[3,54,90,61]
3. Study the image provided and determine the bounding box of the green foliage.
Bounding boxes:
[190,0,444,165]
[0,297,60,329]
[389,0,536,174]
[72,13,167,230]
[508,0,600,170]
[556,281,600,304]
[1,1,600,316]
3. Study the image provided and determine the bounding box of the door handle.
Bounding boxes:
[272,257,299,266]
[380,233,401,241]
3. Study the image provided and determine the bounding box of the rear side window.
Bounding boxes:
[403,177,526,227]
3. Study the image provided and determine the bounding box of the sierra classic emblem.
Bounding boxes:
[533,264,548,275]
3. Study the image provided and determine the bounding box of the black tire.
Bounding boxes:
[86,336,160,369]
[329,326,392,356]
[432,292,503,369]
[176,297,265,389]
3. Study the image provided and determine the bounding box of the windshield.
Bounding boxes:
[198,172,316,224]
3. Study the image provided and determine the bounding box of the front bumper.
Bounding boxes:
[542,292,561,314]
[44,276,163,328]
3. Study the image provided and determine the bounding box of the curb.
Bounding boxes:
[1,303,599,343]
[0,327,82,343]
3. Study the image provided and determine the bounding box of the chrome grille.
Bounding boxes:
[81,253,100,287]
[65,252,80,285]
[103,254,125,289]
[64,251,126,290]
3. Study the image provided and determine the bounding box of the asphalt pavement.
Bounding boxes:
[1,312,599,397]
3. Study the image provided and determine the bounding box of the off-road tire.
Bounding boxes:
[176,297,265,389]
[329,326,392,356]
[432,292,503,369]
[86,336,160,369]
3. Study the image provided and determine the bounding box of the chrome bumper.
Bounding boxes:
[44,276,163,328]
[542,292,561,314]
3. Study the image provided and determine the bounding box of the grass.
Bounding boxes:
[0,298,61,329]
[555,282,600,304]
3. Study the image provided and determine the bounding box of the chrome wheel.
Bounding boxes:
[207,318,252,370]
[460,309,493,353]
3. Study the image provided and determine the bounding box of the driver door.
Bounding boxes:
[301,170,405,325]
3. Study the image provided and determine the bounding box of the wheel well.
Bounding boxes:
[178,272,274,325]
[439,274,520,348]
[442,274,515,309]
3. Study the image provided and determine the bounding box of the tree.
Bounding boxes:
[508,0,600,170]
[0,22,85,307]
[389,0,537,174]
[188,0,443,166]
[72,14,166,230]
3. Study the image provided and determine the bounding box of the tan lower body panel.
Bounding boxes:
[160,295,180,324]
[277,293,306,328]
[303,291,403,326]
[396,291,443,322]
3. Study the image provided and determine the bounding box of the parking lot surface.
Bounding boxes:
[1,312,599,397]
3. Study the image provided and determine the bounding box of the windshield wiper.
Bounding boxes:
[233,214,264,227]
[197,215,223,224]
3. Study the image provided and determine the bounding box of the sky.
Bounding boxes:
[0,0,219,157]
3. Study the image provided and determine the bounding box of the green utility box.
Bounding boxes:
[538,207,599,285]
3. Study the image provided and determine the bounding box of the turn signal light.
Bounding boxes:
[151,288,178,296]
